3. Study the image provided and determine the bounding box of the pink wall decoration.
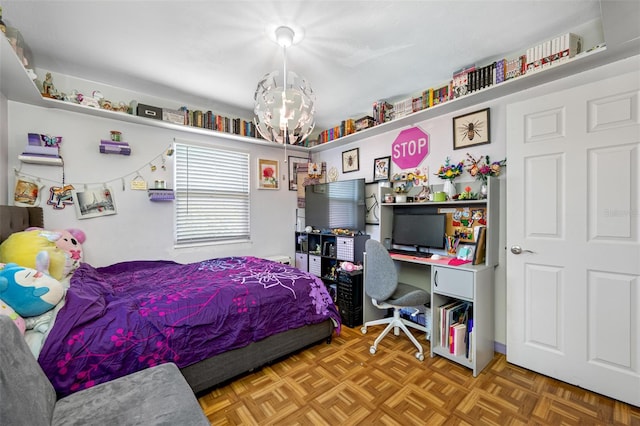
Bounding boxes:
[391,126,430,169]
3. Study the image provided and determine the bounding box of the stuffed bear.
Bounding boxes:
[0,263,64,317]
[0,228,85,280]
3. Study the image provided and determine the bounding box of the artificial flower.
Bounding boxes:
[435,157,464,181]
[466,153,506,183]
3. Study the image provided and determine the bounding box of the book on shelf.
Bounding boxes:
[451,323,467,357]
[440,301,470,349]
[22,144,59,156]
[472,226,487,265]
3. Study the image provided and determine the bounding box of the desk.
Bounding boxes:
[363,253,495,376]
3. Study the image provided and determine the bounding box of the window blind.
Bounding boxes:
[174,143,250,245]
[328,183,359,229]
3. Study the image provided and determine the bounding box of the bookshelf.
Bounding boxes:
[1,21,637,155]
[307,43,639,153]
[0,35,308,154]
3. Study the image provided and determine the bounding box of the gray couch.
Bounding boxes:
[0,315,209,425]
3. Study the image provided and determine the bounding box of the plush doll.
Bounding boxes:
[0,297,26,334]
[0,263,64,317]
[0,228,85,280]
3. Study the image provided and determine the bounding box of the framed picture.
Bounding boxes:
[72,187,117,219]
[287,156,308,191]
[373,156,390,181]
[342,148,359,173]
[258,158,279,190]
[453,107,490,150]
[365,182,380,225]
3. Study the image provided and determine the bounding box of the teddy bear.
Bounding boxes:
[0,228,85,281]
[0,263,64,317]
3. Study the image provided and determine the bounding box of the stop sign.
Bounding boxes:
[391,127,430,169]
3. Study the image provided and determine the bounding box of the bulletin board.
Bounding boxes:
[438,206,487,243]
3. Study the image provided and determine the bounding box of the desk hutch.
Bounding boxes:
[369,177,500,376]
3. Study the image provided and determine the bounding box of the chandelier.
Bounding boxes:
[254,26,316,145]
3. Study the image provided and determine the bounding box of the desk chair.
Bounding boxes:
[361,239,430,361]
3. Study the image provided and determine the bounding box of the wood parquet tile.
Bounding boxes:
[198,325,640,425]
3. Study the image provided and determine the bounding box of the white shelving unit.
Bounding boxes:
[0,35,307,153]
[3,31,636,155]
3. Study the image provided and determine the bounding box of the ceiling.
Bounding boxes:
[2,1,605,137]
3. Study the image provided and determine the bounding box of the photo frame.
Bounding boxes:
[287,156,308,191]
[72,187,117,219]
[373,156,390,181]
[342,148,359,173]
[365,182,380,225]
[453,107,490,150]
[258,158,279,190]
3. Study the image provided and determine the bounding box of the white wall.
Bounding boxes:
[7,102,301,267]
[0,90,8,204]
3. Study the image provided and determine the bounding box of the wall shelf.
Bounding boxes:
[0,35,307,153]
[308,43,640,153]
[2,21,638,156]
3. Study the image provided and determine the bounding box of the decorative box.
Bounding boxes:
[136,104,162,120]
[355,116,374,132]
[163,108,185,125]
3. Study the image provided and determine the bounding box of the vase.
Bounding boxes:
[443,180,456,199]
[480,182,488,198]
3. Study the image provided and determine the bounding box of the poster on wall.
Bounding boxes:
[296,162,326,208]
[14,177,42,207]
[72,187,117,219]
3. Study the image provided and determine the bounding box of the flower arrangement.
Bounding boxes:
[435,157,465,181]
[457,185,477,200]
[466,153,507,183]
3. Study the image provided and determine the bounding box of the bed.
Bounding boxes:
[0,205,340,397]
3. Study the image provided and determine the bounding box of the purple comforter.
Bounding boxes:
[38,257,340,396]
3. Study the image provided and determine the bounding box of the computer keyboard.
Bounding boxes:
[389,249,432,258]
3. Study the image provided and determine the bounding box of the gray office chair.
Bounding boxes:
[361,239,430,361]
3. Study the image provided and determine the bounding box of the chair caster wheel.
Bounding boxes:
[370,346,377,355]
[361,327,367,334]
[416,352,424,361]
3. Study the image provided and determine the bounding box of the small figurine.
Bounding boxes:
[42,72,55,98]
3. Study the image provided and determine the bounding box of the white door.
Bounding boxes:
[506,70,640,406]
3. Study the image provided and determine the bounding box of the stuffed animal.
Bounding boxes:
[0,228,85,280]
[0,263,64,317]
[0,297,26,334]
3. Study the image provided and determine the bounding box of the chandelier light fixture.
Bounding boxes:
[254,26,316,145]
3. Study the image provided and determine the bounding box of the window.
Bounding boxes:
[174,143,250,245]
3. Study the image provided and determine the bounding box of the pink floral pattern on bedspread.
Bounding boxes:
[38,256,340,397]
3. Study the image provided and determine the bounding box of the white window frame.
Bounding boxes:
[174,142,250,246]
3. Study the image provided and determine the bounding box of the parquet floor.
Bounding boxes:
[198,325,640,425]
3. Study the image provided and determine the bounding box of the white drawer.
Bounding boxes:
[295,253,308,272]
[432,267,473,299]
[336,237,354,261]
[309,255,321,277]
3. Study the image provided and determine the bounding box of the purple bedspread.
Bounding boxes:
[38,256,340,396]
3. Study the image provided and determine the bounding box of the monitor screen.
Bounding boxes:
[392,213,446,250]
[305,178,366,231]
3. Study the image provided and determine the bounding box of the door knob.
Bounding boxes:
[511,245,534,255]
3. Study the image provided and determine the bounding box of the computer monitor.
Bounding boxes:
[392,213,446,251]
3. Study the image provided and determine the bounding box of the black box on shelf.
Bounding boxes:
[137,103,162,120]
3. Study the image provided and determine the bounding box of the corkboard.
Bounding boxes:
[438,206,487,243]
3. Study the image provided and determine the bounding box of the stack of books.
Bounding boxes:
[19,133,63,165]
[100,139,131,155]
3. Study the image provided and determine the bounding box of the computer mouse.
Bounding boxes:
[431,254,441,260]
